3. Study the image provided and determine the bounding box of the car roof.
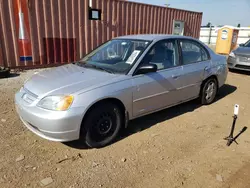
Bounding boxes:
[115,34,195,41]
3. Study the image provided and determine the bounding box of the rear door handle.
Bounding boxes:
[204,67,210,71]
[172,75,180,79]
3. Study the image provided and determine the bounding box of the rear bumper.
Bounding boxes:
[227,56,250,71]
[219,64,228,88]
[15,92,86,142]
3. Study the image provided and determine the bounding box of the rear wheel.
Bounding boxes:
[200,78,218,105]
[81,103,122,148]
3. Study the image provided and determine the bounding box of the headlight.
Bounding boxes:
[37,95,74,111]
[229,52,235,58]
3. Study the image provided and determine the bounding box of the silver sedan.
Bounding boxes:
[15,35,228,148]
[228,39,250,71]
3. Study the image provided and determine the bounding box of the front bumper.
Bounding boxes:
[227,56,250,71]
[15,92,86,142]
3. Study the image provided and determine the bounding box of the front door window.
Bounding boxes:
[141,40,180,70]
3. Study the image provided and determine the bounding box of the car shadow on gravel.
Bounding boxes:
[119,84,237,141]
[64,84,237,149]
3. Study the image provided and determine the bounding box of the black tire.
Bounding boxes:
[81,102,122,148]
[0,67,10,78]
[200,78,218,105]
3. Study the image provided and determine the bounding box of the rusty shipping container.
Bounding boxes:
[0,0,202,69]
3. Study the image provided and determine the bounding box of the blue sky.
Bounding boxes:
[130,0,250,27]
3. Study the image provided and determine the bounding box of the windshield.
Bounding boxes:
[79,39,151,74]
[244,39,250,47]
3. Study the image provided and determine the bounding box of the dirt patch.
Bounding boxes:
[0,69,250,188]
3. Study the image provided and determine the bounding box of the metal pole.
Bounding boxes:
[224,115,237,146]
[208,25,212,45]
[89,0,92,8]
[224,105,240,146]
[164,0,170,7]
[229,115,237,140]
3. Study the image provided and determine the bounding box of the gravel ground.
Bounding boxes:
[0,69,250,188]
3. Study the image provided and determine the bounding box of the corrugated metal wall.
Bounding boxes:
[0,43,4,67]
[0,0,202,69]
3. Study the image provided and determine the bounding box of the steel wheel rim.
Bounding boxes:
[89,112,117,142]
[96,116,113,135]
[205,82,215,100]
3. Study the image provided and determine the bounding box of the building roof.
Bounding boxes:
[116,34,194,41]
[214,25,240,32]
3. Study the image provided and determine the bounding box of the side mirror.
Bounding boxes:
[239,43,245,47]
[135,64,157,75]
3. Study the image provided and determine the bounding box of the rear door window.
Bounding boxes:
[179,40,209,65]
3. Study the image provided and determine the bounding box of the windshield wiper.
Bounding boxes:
[82,64,114,74]
[97,66,115,74]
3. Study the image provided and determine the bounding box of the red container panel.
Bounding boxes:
[0,0,202,69]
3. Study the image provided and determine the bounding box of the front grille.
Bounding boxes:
[235,64,250,70]
[22,87,38,104]
[236,55,250,62]
[239,56,249,62]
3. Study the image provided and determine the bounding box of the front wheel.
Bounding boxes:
[200,78,218,105]
[81,103,122,148]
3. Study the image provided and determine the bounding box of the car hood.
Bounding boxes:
[233,47,250,56]
[24,64,124,97]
